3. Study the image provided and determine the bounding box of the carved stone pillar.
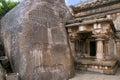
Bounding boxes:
[96,38,104,60]
[104,40,110,59]
[69,32,77,58]
[116,40,120,60]
[70,41,76,58]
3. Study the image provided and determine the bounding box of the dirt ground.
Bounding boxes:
[69,68,120,80]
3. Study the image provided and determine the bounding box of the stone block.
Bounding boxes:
[6,73,19,80]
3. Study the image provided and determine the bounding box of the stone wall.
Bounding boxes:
[109,13,120,60]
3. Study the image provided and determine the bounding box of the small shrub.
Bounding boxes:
[0,0,19,19]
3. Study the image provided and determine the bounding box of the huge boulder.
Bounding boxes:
[1,0,74,80]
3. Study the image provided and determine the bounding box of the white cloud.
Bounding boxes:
[65,0,68,4]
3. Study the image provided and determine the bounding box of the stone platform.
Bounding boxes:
[69,68,120,80]
[75,58,118,75]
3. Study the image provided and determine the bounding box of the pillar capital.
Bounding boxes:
[69,32,78,42]
[96,38,105,41]
[116,39,120,42]
[92,34,107,39]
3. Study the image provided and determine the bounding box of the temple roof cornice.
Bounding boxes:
[71,0,120,13]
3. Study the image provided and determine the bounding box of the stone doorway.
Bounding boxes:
[90,41,96,56]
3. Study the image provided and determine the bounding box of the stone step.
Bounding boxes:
[6,73,19,80]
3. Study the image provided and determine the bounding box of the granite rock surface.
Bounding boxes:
[1,0,74,80]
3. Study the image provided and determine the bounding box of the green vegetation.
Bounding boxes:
[0,0,19,19]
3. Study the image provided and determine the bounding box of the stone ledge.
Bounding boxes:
[75,58,118,75]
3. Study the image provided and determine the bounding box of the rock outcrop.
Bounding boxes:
[1,0,74,80]
[0,64,4,80]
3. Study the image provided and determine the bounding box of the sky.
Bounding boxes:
[65,0,87,5]
[6,0,19,2]
[9,0,87,5]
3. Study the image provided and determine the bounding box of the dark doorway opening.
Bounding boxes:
[90,41,96,56]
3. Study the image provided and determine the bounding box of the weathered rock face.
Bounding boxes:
[0,64,4,80]
[1,0,74,80]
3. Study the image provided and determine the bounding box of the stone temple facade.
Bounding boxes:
[0,0,120,80]
[66,0,120,75]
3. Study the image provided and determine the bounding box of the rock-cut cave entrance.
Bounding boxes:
[90,41,96,56]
